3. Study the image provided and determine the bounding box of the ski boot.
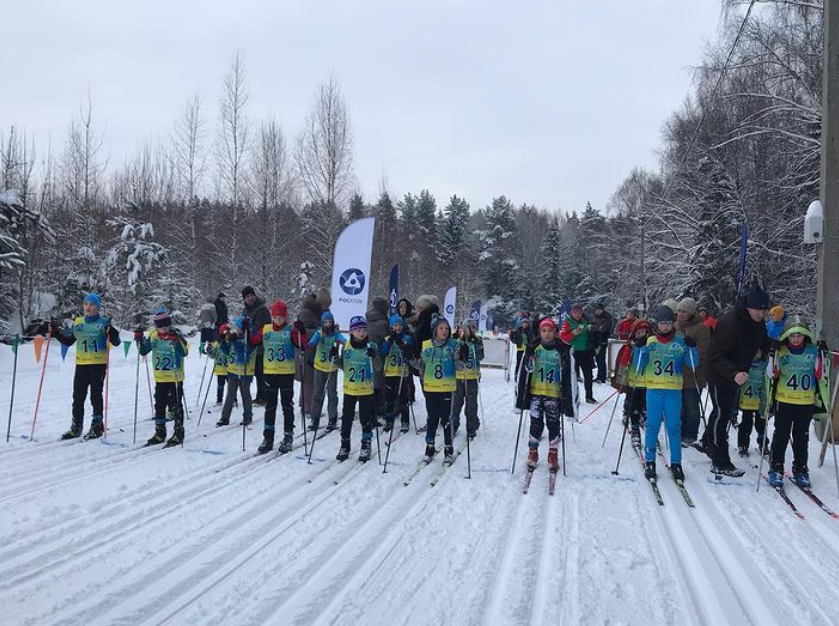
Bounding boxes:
[585,396,597,405]
[257,433,274,455]
[61,424,82,440]
[215,417,230,427]
[423,443,436,464]
[278,432,294,454]
[382,419,394,434]
[145,427,167,446]
[84,419,105,440]
[793,470,811,488]
[336,439,351,461]
[252,398,266,407]
[644,461,657,481]
[467,429,477,440]
[757,437,770,456]
[630,428,641,447]
[737,446,749,458]
[164,428,184,448]
[400,420,410,434]
[240,416,252,427]
[548,448,559,473]
[711,463,745,478]
[359,438,372,462]
[681,437,695,449]
[526,447,539,469]
[768,469,784,487]
[443,445,455,465]
[308,417,320,432]
[670,463,685,483]
[326,419,338,432]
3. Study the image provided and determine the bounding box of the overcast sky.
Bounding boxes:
[1,0,726,213]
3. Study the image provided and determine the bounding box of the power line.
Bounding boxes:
[661,0,758,201]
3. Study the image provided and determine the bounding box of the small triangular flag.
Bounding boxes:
[11,334,19,354]
[60,343,69,362]
[33,335,45,364]
[124,341,131,357]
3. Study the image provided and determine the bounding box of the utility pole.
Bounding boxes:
[819,0,839,349]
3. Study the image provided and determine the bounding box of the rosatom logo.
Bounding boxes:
[340,268,366,296]
[446,304,454,315]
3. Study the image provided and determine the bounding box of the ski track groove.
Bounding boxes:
[12,453,370,626]
[0,436,321,589]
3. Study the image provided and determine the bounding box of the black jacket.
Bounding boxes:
[242,296,271,354]
[214,298,229,326]
[515,339,576,417]
[412,303,440,358]
[706,297,770,386]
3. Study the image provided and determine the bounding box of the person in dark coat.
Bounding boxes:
[297,289,332,419]
[591,302,615,383]
[366,297,390,415]
[242,286,271,404]
[397,297,418,403]
[214,292,229,326]
[697,287,771,476]
[412,294,440,359]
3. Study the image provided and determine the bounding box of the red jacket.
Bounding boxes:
[616,319,634,341]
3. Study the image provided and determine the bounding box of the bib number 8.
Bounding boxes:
[434,364,444,380]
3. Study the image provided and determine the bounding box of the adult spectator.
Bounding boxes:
[198,297,218,349]
[699,307,718,331]
[214,292,229,326]
[592,302,615,383]
[675,297,711,447]
[366,296,390,416]
[412,294,440,357]
[767,305,786,340]
[560,303,596,404]
[241,286,271,405]
[296,289,332,421]
[615,308,637,341]
[510,314,535,382]
[698,287,770,476]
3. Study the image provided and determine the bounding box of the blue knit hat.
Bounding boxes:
[321,311,334,324]
[431,313,450,336]
[389,314,404,329]
[83,293,102,309]
[349,316,367,331]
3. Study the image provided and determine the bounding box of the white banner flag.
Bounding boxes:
[330,217,376,330]
[443,286,457,328]
[479,302,488,332]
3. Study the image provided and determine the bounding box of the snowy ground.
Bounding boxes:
[2,336,839,626]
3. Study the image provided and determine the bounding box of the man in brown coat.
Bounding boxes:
[675,297,711,447]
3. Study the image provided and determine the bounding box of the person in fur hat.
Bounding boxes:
[296,289,332,420]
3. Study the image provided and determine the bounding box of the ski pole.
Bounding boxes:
[383,362,405,473]
[465,377,472,480]
[178,342,191,424]
[368,355,382,464]
[613,385,640,475]
[511,368,532,474]
[195,348,210,407]
[756,356,778,493]
[197,346,220,430]
[103,332,112,440]
[29,331,53,441]
[299,335,309,457]
[243,329,249,452]
[818,353,839,468]
[600,387,624,447]
[308,358,337,464]
[145,354,154,416]
[687,350,707,435]
[132,343,141,444]
[561,408,567,477]
[5,334,20,442]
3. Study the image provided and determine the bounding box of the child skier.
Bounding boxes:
[767,316,829,487]
[616,319,651,447]
[54,293,122,440]
[216,315,257,428]
[418,314,458,464]
[452,317,484,438]
[380,314,414,434]
[251,300,305,454]
[335,316,381,462]
[559,304,596,404]
[636,306,698,482]
[135,308,189,446]
[515,317,574,472]
[736,351,769,457]
[308,311,346,433]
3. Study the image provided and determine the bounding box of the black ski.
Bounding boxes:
[785,475,839,519]
[762,473,805,520]
[633,443,663,506]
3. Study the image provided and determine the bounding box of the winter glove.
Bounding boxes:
[293,320,305,333]
[769,339,782,353]
[818,339,829,353]
[524,356,535,373]
[330,345,339,358]
[366,346,376,358]
[683,335,697,348]
[455,360,465,371]
[458,344,469,361]
[334,357,344,369]
[133,330,144,341]
[241,317,251,331]
[395,338,405,348]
